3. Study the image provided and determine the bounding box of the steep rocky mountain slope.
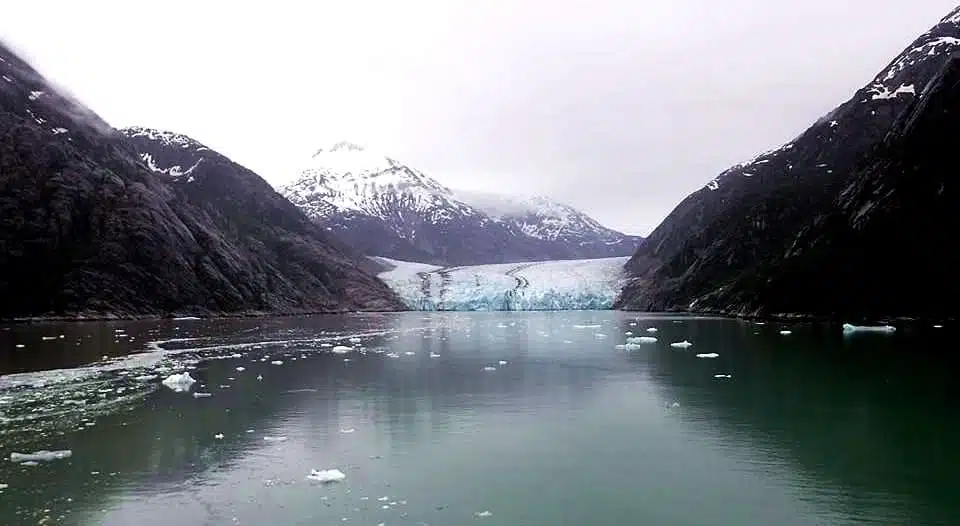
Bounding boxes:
[280,142,641,265]
[616,7,960,320]
[0,43,402,318]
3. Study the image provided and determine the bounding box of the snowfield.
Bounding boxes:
[373,256,629,311]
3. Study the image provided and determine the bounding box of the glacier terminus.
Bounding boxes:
[373,256,629,311]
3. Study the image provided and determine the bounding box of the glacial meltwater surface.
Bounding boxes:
[0,312,956,525]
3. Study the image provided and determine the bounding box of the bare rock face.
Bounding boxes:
[0,43,403,318]
[616,8,960,320]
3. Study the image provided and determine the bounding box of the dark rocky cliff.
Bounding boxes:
[0,43,403,318]
[616,8,960,320]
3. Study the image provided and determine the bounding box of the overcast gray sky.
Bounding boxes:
[4,1,958,235]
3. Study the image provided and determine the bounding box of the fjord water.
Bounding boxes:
[0,313,956,525]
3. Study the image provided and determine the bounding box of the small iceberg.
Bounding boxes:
[714,374,732,379]
[331,345,353,354]
[263,436,288,442]
[670,340,693,349]
[192,392,212,398]
[483,366,497,371]
[779,330,792,335]
[573,324,602,329]
[627,336,658,344]
[173,316,202,321]
[475,510,493,518]
[10,450,72,463]
[498,360,508,365]
[307,468,346,483]
[646,327,658,333]
[161,372,196,393]
[842,323,896,334]
[271,360,284,365]
[696,353,719,359]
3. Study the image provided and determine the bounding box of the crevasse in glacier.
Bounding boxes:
[373,256,629,311]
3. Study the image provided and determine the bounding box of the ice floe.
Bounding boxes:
[307,468,346,483]
[161,372,196,393]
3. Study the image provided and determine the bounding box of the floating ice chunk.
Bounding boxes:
[192,392,212,398]
[0,483,6,490]
[429,352,441,358]
[161,372,196,392]
[779,330,792,335]
[235,367,245,372]
[214,433,224,440]
[646,328,658,333]
[714,374,733,379]
[263,436,288,442]
[348,337,362,343]
[627,336,657,344]
[614,344,627,350]
[404,351,415,356]
[173,316,201,321]
[696,353,719,359]
[934,324,943,328]
[842,323,896,334]
[498,360,508,365]
[573,324,602,329]
[595,333,607,339]
[670,340,693,349]
[307,468,346,483]
[331,345,352,354]
[483,366,497,372]
[257,374,263,381]
[15,344,24,348]
[271,360,284,365]
[340,428,355,433]
[386,352,400,358]
[10,450,72,462]
[475,510,493,517]
[625,331,633,336]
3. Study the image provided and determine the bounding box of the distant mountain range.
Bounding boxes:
[0,42,402,318]
[616,6,960,320]
[279,142,642,266]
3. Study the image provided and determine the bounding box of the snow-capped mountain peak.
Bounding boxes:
[279,143,642,265]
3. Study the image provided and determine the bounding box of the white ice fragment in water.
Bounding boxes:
[714,374,733,379]
[475,510,493,517]
[263,436,288,442]
[134,375,157,382]
[483,366,497,372]
[627,336,657,344]
[404,351,416,356]
[257,374,263,381]
[307,468,346,483]
[498,360,508,365]
[271,360,284,366]
[573,324,602,329]
[41,336,57,341]
[348,337,362,343]
[614,344,627,350]
[15,344,24,348]
[842,323,896,334]
[161,372,196,393]
[386,352,400,359]
[214,433,224,440]
[0,483,6,490]
[235,367,245,372]
[670,340,693,349]
[192,392,212,398]
[10,450,72,462]
[429,352,441,358]
[696,353,719,359]
[331,345,352,354]
[646,327,658,333]
[320,343,333,348]
[625,331,633,336]
[340,428,355,433]
[779,330,792,335]
[172,316,201,321]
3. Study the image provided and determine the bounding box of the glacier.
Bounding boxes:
[374,256,629,311]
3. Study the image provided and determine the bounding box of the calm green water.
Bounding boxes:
[0,312,956,525]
